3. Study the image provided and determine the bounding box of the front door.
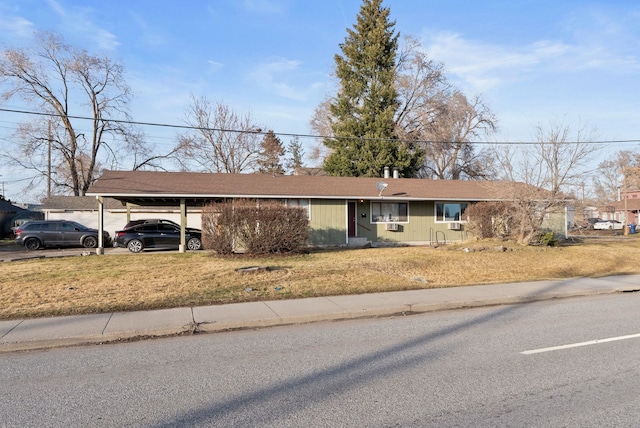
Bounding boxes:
[348,201,357,237]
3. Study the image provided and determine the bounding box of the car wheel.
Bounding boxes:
[24,238,41,251]
[127,239,144,253]
[83,236,98,248]
[187,237,202,251]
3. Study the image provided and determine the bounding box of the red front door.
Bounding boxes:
[348,201,356,237]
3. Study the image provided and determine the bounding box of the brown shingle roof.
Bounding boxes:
[86,170,517,205]
[41,196,124,211]
[608,199,640,211]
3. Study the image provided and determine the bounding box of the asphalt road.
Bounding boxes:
[2,293,640,427]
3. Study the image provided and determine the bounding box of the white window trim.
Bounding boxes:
[434,202,469,223]
[370,201,409,224]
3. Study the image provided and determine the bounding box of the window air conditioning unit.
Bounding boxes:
[448,222,461,230]
[386,223,399,231]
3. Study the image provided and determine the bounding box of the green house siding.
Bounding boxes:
[542,210,567,236]
[306,199,567,246]
[308,199,347,245]
[355,200,466,244]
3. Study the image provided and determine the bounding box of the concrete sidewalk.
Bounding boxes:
[2,275,640,353]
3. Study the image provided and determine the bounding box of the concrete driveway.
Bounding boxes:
[0,242,131,262]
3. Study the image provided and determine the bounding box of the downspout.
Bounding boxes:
[179,198,186,253]
[97,196,104,255]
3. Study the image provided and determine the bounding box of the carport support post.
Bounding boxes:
[179,198,186,253]
[96,196,105,255]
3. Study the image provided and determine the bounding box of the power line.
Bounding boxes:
[0,106,639,146]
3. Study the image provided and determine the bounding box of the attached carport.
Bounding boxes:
[89,195,214,254]
[86,171,233,254]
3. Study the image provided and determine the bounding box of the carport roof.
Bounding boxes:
[86,170,513,206]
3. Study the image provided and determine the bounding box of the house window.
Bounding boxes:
[371,201,408,223]
[435,202,468,222]
[287,198,311,219]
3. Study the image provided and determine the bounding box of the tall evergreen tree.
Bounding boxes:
[256,130,285,175]
[323,0,422,177]
[286,136,305,174]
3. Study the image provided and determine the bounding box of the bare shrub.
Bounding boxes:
[201,203,236,255]
[465,201,516,239]
[201,200,310,255]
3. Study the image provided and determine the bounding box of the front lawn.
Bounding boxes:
[2,237,639,320]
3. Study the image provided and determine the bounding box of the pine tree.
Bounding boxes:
[323,0,422,177]
[286,136,305,174]
[256,130,285,175]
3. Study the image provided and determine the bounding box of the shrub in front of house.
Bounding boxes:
[465,201,517,239]
[534,231,559,247]
[202,200,310,255]
[201,203,236,255]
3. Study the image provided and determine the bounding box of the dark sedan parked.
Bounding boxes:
[114,223,202,253]
[14,220,110,250]
[123,218,202,234]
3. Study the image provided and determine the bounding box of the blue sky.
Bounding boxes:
[0,0,639,202]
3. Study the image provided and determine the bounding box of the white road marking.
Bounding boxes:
[521,333,640,355]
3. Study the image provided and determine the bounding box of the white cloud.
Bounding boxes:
[423,28,640,95]
[207,60,224,73]
[0,16,35,40]
[37,2,120,51]
[424,32,572,92]
[46,0,65,17]
[247,57,309,100]
[92,28,120,51]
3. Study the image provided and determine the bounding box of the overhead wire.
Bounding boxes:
[1,106,638,147]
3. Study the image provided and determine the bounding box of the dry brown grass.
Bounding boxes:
[2,236,639,320]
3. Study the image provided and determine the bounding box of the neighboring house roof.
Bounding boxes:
[41,196,124,211]
[294,167,327,176]
[0,199,25,213]
[609,199,640,211]
[86,170,519,206]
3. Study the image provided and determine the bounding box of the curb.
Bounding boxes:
[2,276,639,353]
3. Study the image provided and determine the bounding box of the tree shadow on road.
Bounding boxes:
[153,279,590,427]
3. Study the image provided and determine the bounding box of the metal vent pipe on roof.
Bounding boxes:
[383,166,390,178]
[393,167,399,179]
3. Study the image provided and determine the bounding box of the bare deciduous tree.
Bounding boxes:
[418,91,497,179]
[593,150,640,203]
[174,95,264,173]
[0,31,144,196]
[493,122,601,244]
[394,36,449,142]
[309,97,334,163]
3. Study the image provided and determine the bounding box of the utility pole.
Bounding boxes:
[623,167,629,235]
[47,120,52,198]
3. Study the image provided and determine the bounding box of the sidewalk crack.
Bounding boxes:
[188,307,201,334]
[1,320,23,340]
[101,313,114,335]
